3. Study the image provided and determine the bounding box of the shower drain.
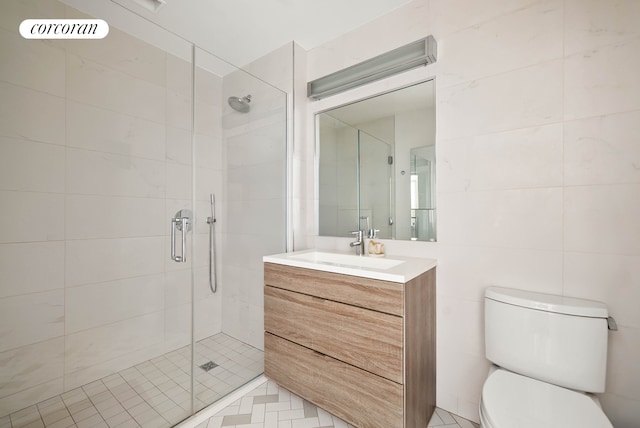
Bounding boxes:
[199,361,218,372]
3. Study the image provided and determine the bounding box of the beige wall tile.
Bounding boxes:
[0,191,63,244]
[0,242,64,299]
[65,237,164,287]
[65,274,165,334]
[0,82,65,146]
[0,290,64,353]
[0,137,64,193]
[0,29,65,97]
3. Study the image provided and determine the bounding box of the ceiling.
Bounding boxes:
[109,0,412,67]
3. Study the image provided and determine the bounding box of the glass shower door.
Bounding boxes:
[0,1,196,425]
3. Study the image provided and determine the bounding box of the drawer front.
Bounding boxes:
[265,286,403,383]
[264,263,403,316]
[265,333,404,428]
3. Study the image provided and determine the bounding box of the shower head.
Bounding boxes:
[228,95,251,113]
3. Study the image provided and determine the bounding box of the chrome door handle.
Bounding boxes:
[171,209,192,263]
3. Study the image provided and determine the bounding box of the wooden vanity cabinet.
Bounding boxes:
[264,262,436,428]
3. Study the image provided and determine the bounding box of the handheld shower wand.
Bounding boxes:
[206,194,218,293]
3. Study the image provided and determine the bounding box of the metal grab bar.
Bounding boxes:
[170,209,192,263]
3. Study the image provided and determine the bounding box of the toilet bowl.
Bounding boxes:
[479,367,613,428]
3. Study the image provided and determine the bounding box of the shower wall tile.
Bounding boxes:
[0,0,65,33]
[65,237,164,287]
[166,54,192,99]
[167,126,193,165]
[227,162,286,202]
[0,28,65,97]
[166,163,193,200]
[438,0,563,88]
[225,199,285,239]
[438,124,563,193]
[195,101,223,138]
[195,133,223,169]
[564,0,640,55]
[0,242,64,299]
[66,53,165,124]
[63,19,166,88]
[0,191,64,244]
[64,315,166,390]
[438,59,563,140]
[0,290,63,353]
[564,183,640,256]
[0,337,64,400]
[195,167,223,202]
[0,379,62,420]
[564,37,640,121]
[166,88,192,130]
[66,148,165,198]
[66,101,166,161]
[164,304,191,353]
[0,137,65,193]
[564,110,640,186]
[0,82,65,146]
[164,270,191,308]
[226,123,287,167]
[195,66,223,106]
[65,195,164,239]
[194,293,222,342]
[64,311,164,374]
[65,274,165,334]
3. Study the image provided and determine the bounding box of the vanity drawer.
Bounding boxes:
[265,285,403,383]
[265,333,404,428]
[264,262,403,316]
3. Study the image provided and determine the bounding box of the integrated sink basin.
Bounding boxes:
[288,251,405,270]
[264,249,437,283]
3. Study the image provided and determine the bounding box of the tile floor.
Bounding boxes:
[3,334,479,428]
[194,379,479,428]
[2,334,264,428]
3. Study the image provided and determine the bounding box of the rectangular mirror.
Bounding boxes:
[317,79,436,241]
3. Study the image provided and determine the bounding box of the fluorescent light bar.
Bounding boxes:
[126,0,167,13]
[307,36,437,100]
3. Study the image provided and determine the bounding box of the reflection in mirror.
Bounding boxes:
[317,79,436,241]
[410,146,436,241]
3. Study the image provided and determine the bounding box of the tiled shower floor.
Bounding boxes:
[2,334,264,428]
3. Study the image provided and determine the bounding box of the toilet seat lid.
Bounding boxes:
[482,368,613,428]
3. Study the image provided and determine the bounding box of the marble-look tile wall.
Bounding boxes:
[219,45,289,351]
[0,0,224,417]
[301,0,640,426]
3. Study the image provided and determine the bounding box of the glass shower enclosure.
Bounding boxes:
[0,1,287,426]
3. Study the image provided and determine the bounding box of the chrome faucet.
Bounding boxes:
[350,230,364,255]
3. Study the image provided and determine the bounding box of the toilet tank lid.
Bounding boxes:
[485,286,608,318]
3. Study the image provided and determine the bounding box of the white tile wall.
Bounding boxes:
[302,1,640,426]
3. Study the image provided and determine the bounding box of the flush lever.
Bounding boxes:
[607,316,618,331]
[170,209,192,263]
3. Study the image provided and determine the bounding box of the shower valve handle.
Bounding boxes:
[171,209,192,263]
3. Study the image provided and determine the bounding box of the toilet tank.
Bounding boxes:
[485,286,609,393]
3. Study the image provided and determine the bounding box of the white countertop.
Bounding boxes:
[263,249,437,283]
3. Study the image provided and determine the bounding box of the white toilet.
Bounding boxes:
[480,286,614,428]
